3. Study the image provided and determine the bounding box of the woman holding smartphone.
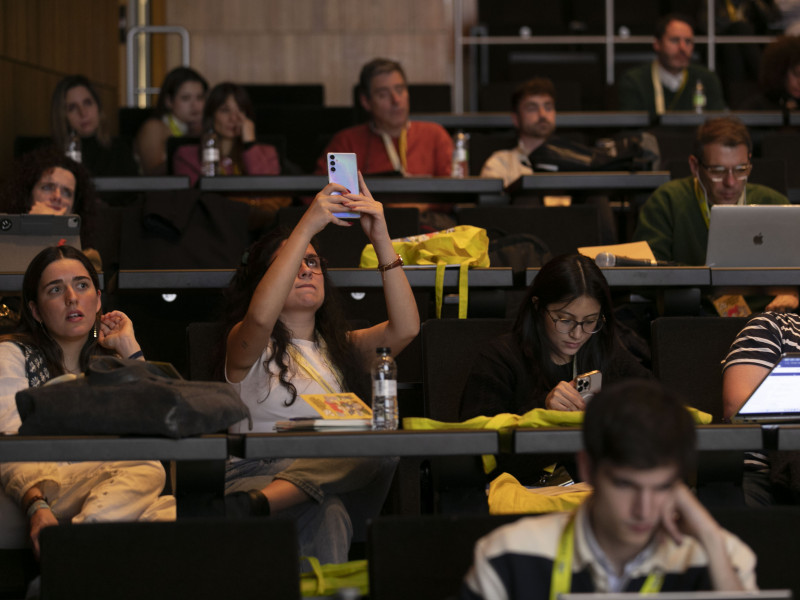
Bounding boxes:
[0,246,173,557]
[220,174,419,563]
[460,253,650,419]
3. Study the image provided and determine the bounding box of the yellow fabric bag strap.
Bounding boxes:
[549,514,664,599]
[286,344,343,393]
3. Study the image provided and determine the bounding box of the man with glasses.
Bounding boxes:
[634,117,795,311]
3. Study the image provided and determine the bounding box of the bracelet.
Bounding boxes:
[26,498,49,518]
[377,254,404,273]
[128,350,144,360]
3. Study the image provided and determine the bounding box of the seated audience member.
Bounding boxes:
[0,146,101,271]
[173,82,280,186]
[723,311,800,505]
[618,14,726,114]
[50,75,138,177]
[633,116,796,311]
[0,246,174,557]
[314,58,453,176]
[219,174,419,563]
[479,77,555,188]
[460,253,650,422]
[460,380,757,599]
[741,35,800,110]
[134,66,208,175]
[459,254,649,485]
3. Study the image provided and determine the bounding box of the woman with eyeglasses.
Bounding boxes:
[460,253,650,420]
[217,175,419,564]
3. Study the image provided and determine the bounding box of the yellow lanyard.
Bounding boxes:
[651,61,687,115]
[549,515,664,600]
[165,114,186,137]
[286,343,344,394]
[378,127,408,174]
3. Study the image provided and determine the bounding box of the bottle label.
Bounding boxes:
[373,380,397,397]
[66,150,82,163]
[203,148,220,163]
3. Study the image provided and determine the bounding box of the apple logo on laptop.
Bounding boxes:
[753,233,764,245]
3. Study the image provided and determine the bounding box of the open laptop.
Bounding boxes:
[732,353,800,424]
[561,592,791,600]
[705,205,800,267]
[0,214,81,271]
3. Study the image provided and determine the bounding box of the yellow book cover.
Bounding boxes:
[300,392,372,419]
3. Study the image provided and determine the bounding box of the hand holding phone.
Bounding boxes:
[327,152,361,219]
[575,370,602,401]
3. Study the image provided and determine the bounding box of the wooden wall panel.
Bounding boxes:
[163,0,476,106]
[0,0,120,182]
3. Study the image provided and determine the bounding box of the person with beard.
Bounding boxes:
[479,78,556,188]
[618,13,726,115]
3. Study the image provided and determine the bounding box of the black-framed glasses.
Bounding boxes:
[700,162,751,182]
[545,310,605,334]
[301,254,327,274]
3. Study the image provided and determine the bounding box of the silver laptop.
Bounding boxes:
[561,592,792,600]
[705,205,800,267]
[732,353,800,424]
[0,214,82,272]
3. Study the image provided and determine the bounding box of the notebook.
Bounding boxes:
[732,353,800,423]
[560,592,791,600]
[705,205,800,268]
[0,213,82,271]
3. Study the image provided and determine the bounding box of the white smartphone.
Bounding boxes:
[575,370,602,401]
[327,152,361,219]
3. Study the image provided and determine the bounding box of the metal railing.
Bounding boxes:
[125,25,191,107]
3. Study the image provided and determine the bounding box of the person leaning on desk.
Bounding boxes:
[459,254,651,485]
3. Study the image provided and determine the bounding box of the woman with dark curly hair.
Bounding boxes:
[50,75,137,176]
[741,35,800,110]
[1,146,100,269]
[219,174,418,563]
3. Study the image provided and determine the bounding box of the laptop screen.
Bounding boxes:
[560,592,791,600]
[735,353,800,421]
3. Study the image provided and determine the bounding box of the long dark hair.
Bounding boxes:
[0,246,110,376]
[514,253,615,388]
[156,67,208,117]
[219,229,368,404]
[0,146,97,248]
[51,75,110,149]
[201,82,255,167]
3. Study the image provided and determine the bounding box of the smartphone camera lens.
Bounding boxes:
[330,166,336,172]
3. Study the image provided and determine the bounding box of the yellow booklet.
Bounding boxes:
[275,393,372,431]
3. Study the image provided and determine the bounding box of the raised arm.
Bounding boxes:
[225,182,361,382]
[346,173,419,365]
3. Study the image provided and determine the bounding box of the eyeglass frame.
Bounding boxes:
[698,161,752,182]
[544,309,605,335]
[300,254,328,274]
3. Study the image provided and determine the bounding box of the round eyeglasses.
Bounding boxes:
[545,310,605,334]
[301,254,327,274]
[700,163,751,183]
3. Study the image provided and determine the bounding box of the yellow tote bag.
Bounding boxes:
[360,226,490,318]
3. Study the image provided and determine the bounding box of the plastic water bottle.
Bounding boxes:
[693,80,707,115]
[451,131,470,179]
[371,347,398,430]
[201,129,220,176]
[65,130,82,163]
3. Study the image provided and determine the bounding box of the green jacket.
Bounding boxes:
[633,177,789,265]
[618,63,726,113]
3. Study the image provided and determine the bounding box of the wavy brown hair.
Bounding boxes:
[218,229,369,404]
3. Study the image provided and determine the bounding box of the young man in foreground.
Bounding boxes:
[460,380,756,598]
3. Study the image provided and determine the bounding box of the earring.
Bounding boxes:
[92,324,98,339]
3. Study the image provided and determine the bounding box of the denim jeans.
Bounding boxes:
[226,456,397,564]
